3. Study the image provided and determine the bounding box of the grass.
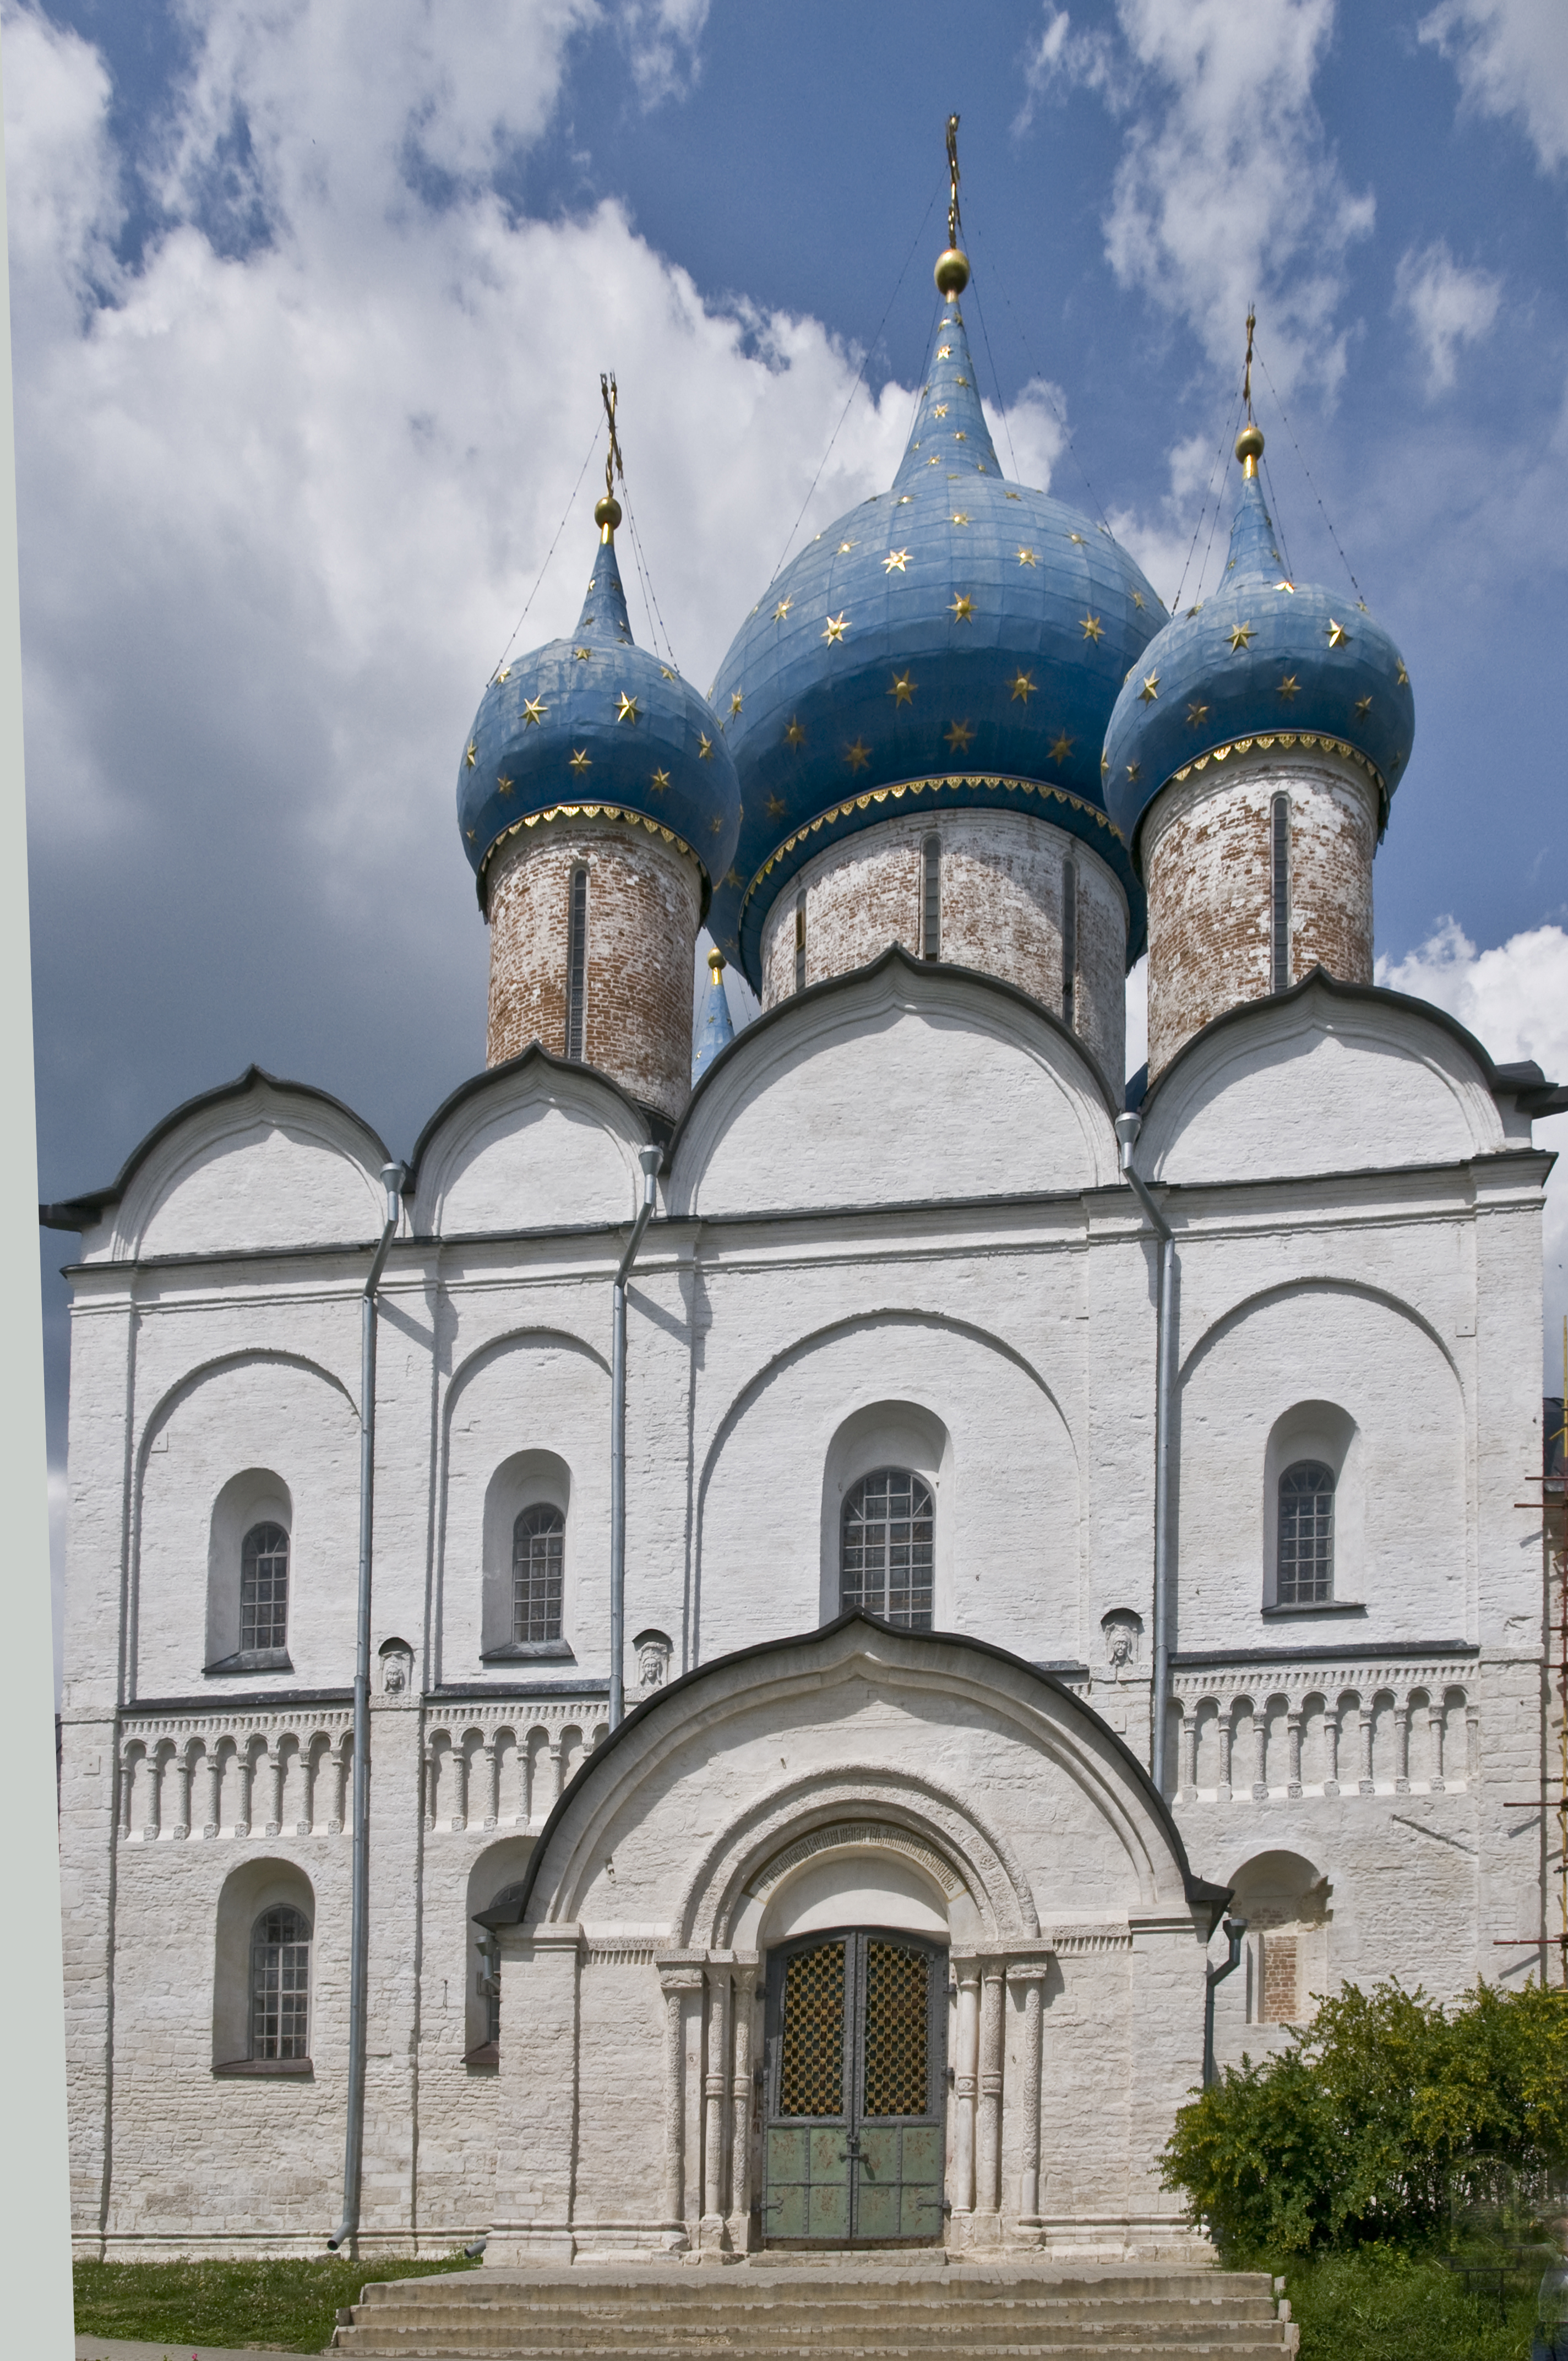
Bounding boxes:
[74,2252,481,2355]
[1271,2245,1548,2361]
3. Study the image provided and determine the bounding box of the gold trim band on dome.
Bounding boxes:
[1166,730,1387,802]
[739,771,1128,921]
[477,800,709,896]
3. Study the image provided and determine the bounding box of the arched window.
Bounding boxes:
[1277,1462,1333,1605]
[565,864,589,1060]
[250,1903,311,2061]
[241,1521,290,1653]
[513,1504,565,1644]
[841,1470,934,1630]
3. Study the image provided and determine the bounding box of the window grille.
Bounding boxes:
[841,1469,934,1630]
[1061,857,1077,1031]
[513,1503,565,1644]
[922,834,941,961]
[240,1521,289,1652]
[250,1903,311,2060]
[1270,794,1290,992]
[566,866,589,1059]
[794,893,807,994]
[1277,1460,1333,1604]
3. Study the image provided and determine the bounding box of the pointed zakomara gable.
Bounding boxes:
[704,127,1164,1090]
[456,393,740,1122]
[1104,385,1414,1080]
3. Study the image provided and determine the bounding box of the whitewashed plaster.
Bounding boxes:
[411,1058,649,1239]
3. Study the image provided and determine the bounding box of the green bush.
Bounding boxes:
[1283,2246,1545,2361]
[1162,1977,1568,2258]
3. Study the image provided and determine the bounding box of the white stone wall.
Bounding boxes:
[55,965,1556,2256]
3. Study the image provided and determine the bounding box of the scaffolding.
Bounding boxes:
[1498,1323,1567,1984]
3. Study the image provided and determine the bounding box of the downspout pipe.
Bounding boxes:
[1203,1916,1248,2087]
[1114,1111,1175,1798]
[328,1158,405,2255]
[609,1144,663,1731]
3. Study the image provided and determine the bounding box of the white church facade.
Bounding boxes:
[50,209,1563,2265]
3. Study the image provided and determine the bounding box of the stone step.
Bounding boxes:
[341,2299,1279,2329]
[334,2342,1293,2360]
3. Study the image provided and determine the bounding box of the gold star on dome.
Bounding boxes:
[497,775,514,795]
[710,814,724,834]
[1276,674,1300,701]
[1069,532,1086,545]
[569,748,591,773]
[937,344,952,359]
[1275,579,1295,594]
[951,512,971,526]
[465,827,476,841]
[765,794,787,819]
[897,494,914,505]
[1049,732,1074,766]
[837,539,857,554]
[1354,694,1373,719]
[772,596,793,621]
[927,456,939,466]
[1133,591,1146,609]
[945,719,974,753]
[650,768,670,792]
[845,738,872,773]
[889,672,917,706]
[933,404,949,418]
[1186,701,1208,728]
[950,593,974,622]
[784,716,806,747]
[574,646,591,661]
[1228,622,1255,651]
[823,612,849,643]
[495,665,511,684]
[616,693,640,723]
[1125,761,1141,783]
[1005,490,1022,501]
[465,741,476,768]
[884,549,911,573]
[1100,752,1110,779]
[955,375,969,388]
[660,665,677,680]
[1327,618,1351,648]
[1017,547,1037,566]
[1138,671,1160,704]
[521,696,547,726]
[954,431,966,442]
[1010,670,1036,703]
[730,690,743,716]
[1396,660,1409,686]
[698,733,714,760]
[1080,614,1104,643]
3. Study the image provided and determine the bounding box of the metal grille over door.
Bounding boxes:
[764,1928,946,2246]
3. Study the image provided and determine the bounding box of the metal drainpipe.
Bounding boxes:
[1203,1916,1249,2087]
[328,1158,405,2255]
[1113,1111,1175,1797]
[609,1145,663,1731]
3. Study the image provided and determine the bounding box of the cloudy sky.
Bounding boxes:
[9,0,1568,1638]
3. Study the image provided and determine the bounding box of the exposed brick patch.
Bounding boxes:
[484,821,702,1120]
[1260,1933,1299,2023]
[757,809,1128,1085]
[1143,755,1376,1078]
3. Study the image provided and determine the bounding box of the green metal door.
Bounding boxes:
[762,1928,947,2247]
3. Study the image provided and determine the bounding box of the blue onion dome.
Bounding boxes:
[1103,423,1415,866]
[705,253,1168,986]
[456,503,741,916]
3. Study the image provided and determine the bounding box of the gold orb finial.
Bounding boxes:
[594,491,622,538]
[1234,421,1265,477]
[707,946,726,978]
[935,247,970,297]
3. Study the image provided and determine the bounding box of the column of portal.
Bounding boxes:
[1006,1960,1049,2238]
[974,1962,1005,2241]
[729,1959,758,2249]
[950,1962,981,2225]
[700,1964,731,2252]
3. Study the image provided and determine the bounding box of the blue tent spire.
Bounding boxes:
[692,946,734,1082]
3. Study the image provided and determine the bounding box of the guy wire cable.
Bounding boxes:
[964,209,1110,531]
[1173,382,1245,614]
[1254,340,1363,603]
[488,420,602,686]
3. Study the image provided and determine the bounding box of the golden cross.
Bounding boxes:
[946,113,962,248]
[1242,308,1256,419]
[600,372,624,500]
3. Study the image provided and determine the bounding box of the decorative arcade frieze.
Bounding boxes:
[1169,1658,1476,1805]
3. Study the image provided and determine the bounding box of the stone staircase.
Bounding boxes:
[331,2260,1300,2358]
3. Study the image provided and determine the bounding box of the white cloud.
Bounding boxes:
[1396,241,1502,393]
[1377,920,1568,1386]
[982,377,1069,494]
[1097,0,1374,396]
[1420,0,1568,176]
[1012,6,1123,136]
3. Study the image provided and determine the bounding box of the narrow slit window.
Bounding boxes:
[513,1504,565,1643]
[922,834,941,962]
[1061,857,1077,1031]
[1277,1461,1334,1605]
[1270,795,1289,992]
[240,1522,288,1653]
[565,866,589,1059]
[794,893,807,994]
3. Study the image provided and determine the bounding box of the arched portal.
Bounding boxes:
[476,1616,1226,2266]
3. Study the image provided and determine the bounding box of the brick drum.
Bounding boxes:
[758,808,1129,1087]
[1142,753,1376,1079]
[484,819,703,1120]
